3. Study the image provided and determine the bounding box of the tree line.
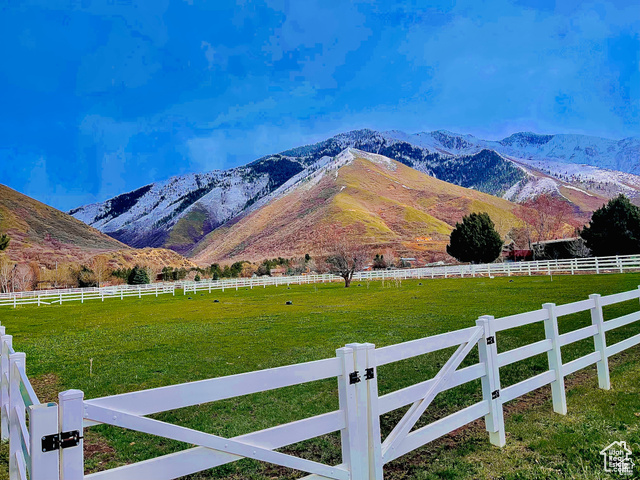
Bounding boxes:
[1,194,638,293]
[447,194,640,264]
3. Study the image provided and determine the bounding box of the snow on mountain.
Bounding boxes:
[387,130,640,174]
[70,128,639,252]
[505,157,640,200]
[504,177,560,203]
[70,168,272,248]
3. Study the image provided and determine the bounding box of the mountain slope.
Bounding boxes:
[70,129,639,253]
[191,149,524,265]
[69,130,526,251]
[0,184,128,265]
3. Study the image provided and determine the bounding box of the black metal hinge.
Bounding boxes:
[42,430,82,452]
[349,371,361,384]
[491,390,500,400]
[41,434,59,453]
[364,367,375,380]
[486,336,495,345]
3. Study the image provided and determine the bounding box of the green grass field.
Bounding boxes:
[0,273,639,479]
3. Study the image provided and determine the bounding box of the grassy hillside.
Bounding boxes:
[91,247,198,272]
[0,184,127,265]
[0,273,638,479]
[191,153,524,265]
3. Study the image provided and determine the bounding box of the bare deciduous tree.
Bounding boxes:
[91,255,109,287]
[567,237,591,258]
[13,264,33,292]
[516,194,574,243]
[320,226,369,287]
[0,255,13,293]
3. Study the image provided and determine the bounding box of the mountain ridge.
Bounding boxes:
[69,128,640,254]
[190,148,526,264]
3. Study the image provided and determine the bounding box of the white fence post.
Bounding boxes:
[9,352,25,480]
[476,315,506,447]
[346,343,377,480]
[29,402,60,480]
[589,294,610,390]
[0,330,9,441]
[59,390,84,480]
[542,303,567,415]
[336,346,367,480]
[362,343,383,480]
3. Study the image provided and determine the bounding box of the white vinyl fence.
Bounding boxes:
[3,254,638,308]
[0,284,177,308]
[2,286,640,479]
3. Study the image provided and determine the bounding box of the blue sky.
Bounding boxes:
[1,0,638,211]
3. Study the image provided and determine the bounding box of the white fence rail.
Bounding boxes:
[2,286,640,479]
[3,254,640,308]
[0,328,54,480]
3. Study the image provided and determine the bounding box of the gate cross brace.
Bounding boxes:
[84,404,349,480]
[381,326,484,463]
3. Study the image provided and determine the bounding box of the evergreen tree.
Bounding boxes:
[373,254,387,269]
[446,212,503,264]
[128,265,150,285]
[581,195,640,256]
[209,263,222,280]
[0,234,9,251]
[161,266,173,281]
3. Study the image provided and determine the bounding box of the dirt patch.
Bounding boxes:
[29,373,62,404]
[83,429,116,466]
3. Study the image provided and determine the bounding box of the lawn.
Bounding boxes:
[0,273,639,479]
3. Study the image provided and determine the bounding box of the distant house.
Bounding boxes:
[269,267,287,277]
[502,241,533,262]
[531,237,580,260]
[399,258,416,268]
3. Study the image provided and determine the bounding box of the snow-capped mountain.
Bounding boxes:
[392,130,640,174]
[70,168,272,251]
[70,128,640,253]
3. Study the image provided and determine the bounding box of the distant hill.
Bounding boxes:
[0,184,199,274]
[191,149,526,265]
[0,183,128,265]
[91,248,197,272]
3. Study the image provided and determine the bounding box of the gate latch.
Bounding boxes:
[61,430,82,449]
[349,371,361,384]
[41,430,82,452]
[364,367,375,380]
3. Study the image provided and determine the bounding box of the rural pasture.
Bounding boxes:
[1,274,639,479]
